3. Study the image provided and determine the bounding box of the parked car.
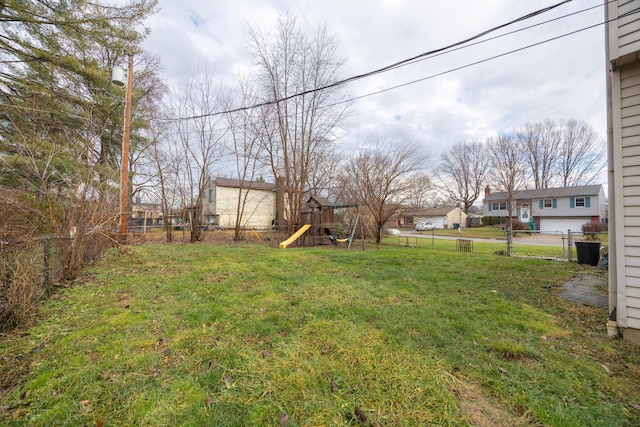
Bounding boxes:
[384,228,401,235]
[415,222,435,231]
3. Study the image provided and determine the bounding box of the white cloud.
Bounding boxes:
[141,0,607,178]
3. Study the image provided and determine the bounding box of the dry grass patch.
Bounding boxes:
[452,375,532,427]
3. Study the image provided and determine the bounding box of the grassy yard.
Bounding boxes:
[1,241,638,426]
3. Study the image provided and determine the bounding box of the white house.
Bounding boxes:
[606,0,640,344]
[202,177,278,230]
[482,185,607,232]
[400,206,468,229]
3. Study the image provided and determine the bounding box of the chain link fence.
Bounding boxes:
[1,233,113,331]
[509,229,608,262]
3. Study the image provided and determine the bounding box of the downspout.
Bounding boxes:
[604,0,619,337]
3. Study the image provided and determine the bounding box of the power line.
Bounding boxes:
[340,3,639,107]
[330,19,611,107]
[383,0,607,74]
[165,0,580,122]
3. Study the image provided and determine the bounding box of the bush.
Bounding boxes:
[0,241,46,330]
[482,216,505,226]
[0,233,114,332]
[581,221,608,233]
[510,219,531,231]
[582,221,608,240]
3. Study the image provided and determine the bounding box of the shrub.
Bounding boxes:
[511,219,531,236]
[0,233,114,332]
[582,221,608,240]
[581,221,608,233]
[0,241,45,330]
[482,216,505,226]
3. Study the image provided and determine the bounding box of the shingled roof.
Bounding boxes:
[214,177,276,192]
[307,195,355,209]
[403,206,460,217]
[483,185,603,201]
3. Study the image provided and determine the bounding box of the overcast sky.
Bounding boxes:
[139,0,606,176]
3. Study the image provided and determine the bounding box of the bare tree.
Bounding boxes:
[306,142,343,200]
[248,12,350,233]
[558,119,606,187]
[403,173,433,209]
[487,134,528,230]
[518,119,561,189]
[435,141,490,215]
[146,111,181,242]
[169,67,226,242]
[340,136,426,244]
[224,80,269,240]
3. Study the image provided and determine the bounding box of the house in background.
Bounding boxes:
[130,197,163,226]
[482,185,607,232]
[606,0,640,344]
[400,206,468,229]
[202,177,278,229]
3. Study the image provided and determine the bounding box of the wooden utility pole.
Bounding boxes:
[119,51,133,237]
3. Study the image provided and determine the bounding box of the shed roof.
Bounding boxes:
[307,195,355,209]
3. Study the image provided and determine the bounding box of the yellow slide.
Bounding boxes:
[279,224,312,249]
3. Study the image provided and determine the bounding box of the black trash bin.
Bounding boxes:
[575,241,601,266]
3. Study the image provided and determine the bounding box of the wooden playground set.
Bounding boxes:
[279,196,374,250]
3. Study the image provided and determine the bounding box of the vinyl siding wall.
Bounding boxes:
[485,194,603,219]
[532,196,601,217]
[620,63,640,329]
[609,0,640,331]
[616,0,640,58]
[215,186,275,229]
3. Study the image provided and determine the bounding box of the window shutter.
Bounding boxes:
[488,204,492,212]
[585,197,591,208]
[552,199,557,209]
[539,200,544,209]
[570,197,575,208]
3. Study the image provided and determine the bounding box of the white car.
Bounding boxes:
[385,228,401,235]
[415,222,435,231]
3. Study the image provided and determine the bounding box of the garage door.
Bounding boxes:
[425,218,445,229]
[539,218,590,233]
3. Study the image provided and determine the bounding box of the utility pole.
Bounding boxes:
[118,51,133,238]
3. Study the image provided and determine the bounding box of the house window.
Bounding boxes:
[491,201,507,211]
[540,198,557,209]
[570,196,590,208]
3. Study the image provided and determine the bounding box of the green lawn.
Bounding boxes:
[1,242,638,426]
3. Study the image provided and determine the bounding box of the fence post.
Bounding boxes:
[568,229,573,262]
[43,236,51,294]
